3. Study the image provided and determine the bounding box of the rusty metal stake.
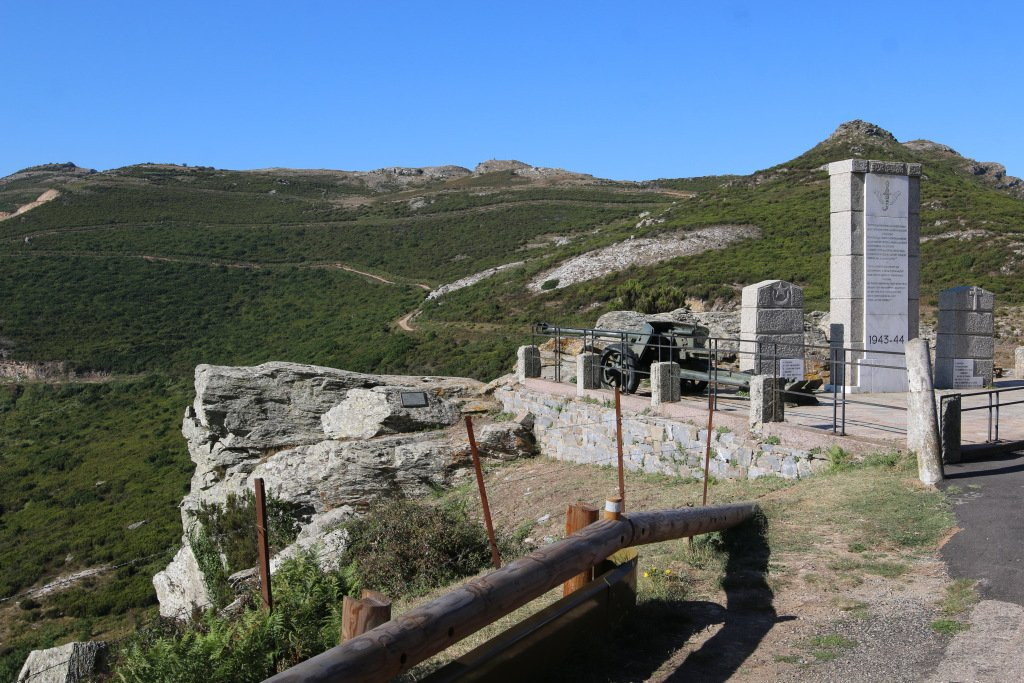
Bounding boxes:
[254,477,273,612]
[615,386,625,511]
[466,415,501,569]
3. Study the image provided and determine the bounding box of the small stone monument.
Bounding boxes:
[1015,346,1024,380]
[829,159,921,392]
[934,286,994,389]
[651,361,680,405]
[749,375,786,428]
[740,280,805,379]
[576,352,601,396]
[516,345,540,382]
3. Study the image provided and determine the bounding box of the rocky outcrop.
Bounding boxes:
[426,262,524,301]
[17,641,105,683]
[474,159,531,174]
[153,545,212,619]
[156,362,535,620]
[528,226,759,292]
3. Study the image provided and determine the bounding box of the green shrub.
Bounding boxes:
[194,492,307,576]
[340,499,493,596]
[541,278,559,290]
[826,446,852,472]
[111,550,347,682]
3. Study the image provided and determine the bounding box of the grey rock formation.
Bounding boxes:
[475,159,530,174]
[321,386,460,439]
[17,641,104,683]
[157,362,533,621]
[457,421,537,461]
[152,544,212,619]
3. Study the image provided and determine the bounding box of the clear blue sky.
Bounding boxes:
[1,1,1021,181]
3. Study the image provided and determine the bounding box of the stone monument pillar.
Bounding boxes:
[934,286,994,388]
[828,159,921,392]
[516,345,541,382]
[740,280,805,379]
[576,353,601,396]
[651,361,680,406]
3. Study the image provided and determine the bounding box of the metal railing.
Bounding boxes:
[532,322,914,437]
[940,385,1024,444]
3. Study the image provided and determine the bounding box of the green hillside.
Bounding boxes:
[2,121,1023,672]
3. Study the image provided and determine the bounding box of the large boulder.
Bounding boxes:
[152,544,212,620]
[17,641,104,683]
[321,386,460,439]
[157,362,534,620]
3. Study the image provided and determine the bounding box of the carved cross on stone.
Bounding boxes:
[969,287,982,311]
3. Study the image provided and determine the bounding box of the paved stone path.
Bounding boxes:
[928,600,1024,683]
[929,452,1024,682]
[941,452,1024,605]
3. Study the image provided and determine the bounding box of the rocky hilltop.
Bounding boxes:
[155,362,534,619]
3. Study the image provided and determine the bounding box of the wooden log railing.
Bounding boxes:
[265,502,757,683]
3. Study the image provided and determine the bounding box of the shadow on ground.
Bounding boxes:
[560,512,793,682]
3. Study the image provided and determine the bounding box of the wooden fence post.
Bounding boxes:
[342,589,392,642]
[254,477,273,612]
[562,502,599,596]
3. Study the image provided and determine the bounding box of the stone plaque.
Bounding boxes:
[399,391,429,408]
[861,173,910,391]
[778,358,805,381]
[952,359,983,388]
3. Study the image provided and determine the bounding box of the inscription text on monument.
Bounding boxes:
[861,173,910,391]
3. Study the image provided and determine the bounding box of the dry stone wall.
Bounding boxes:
[496,386,826,481]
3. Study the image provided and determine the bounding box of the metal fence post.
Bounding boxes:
[254,478,273,612]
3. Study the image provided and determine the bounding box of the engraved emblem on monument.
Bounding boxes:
[872,179,902,212]
[771,281,793,306]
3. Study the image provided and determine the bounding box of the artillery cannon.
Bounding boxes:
[535,321,754,394]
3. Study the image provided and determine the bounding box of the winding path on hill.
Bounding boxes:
[0,189,60,223]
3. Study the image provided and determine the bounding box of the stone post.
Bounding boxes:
[905,338,943,485]
[651,362,680,406]
[740,280,805,379]
[829,159,921,392]
[516,345,541,382]
[1016,347,1024,380]
[576,353,601,396]
[749,375,786,429]
[940,397,961,465]
[934,286,994,389]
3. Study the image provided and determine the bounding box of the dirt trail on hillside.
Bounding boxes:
[0,189,59,222]
[397,310,420,332]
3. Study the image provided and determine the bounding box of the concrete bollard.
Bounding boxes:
[749,375,786,429]
[651,362,680,406]
[1016,346,1024,380]
[576,353,601,396]
[940,397,961,465]
[905,338,943,485]
[516,345,541,382]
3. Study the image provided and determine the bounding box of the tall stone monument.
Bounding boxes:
[740,280,805,379]
[935,286,994,388]
[829,159,921,392]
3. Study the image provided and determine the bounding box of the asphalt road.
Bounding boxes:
[940,451,1024,605]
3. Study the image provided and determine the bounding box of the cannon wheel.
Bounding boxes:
[680,378,708,394]
[600,344,640,393]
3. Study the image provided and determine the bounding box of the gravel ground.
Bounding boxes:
[774,596,947,682]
